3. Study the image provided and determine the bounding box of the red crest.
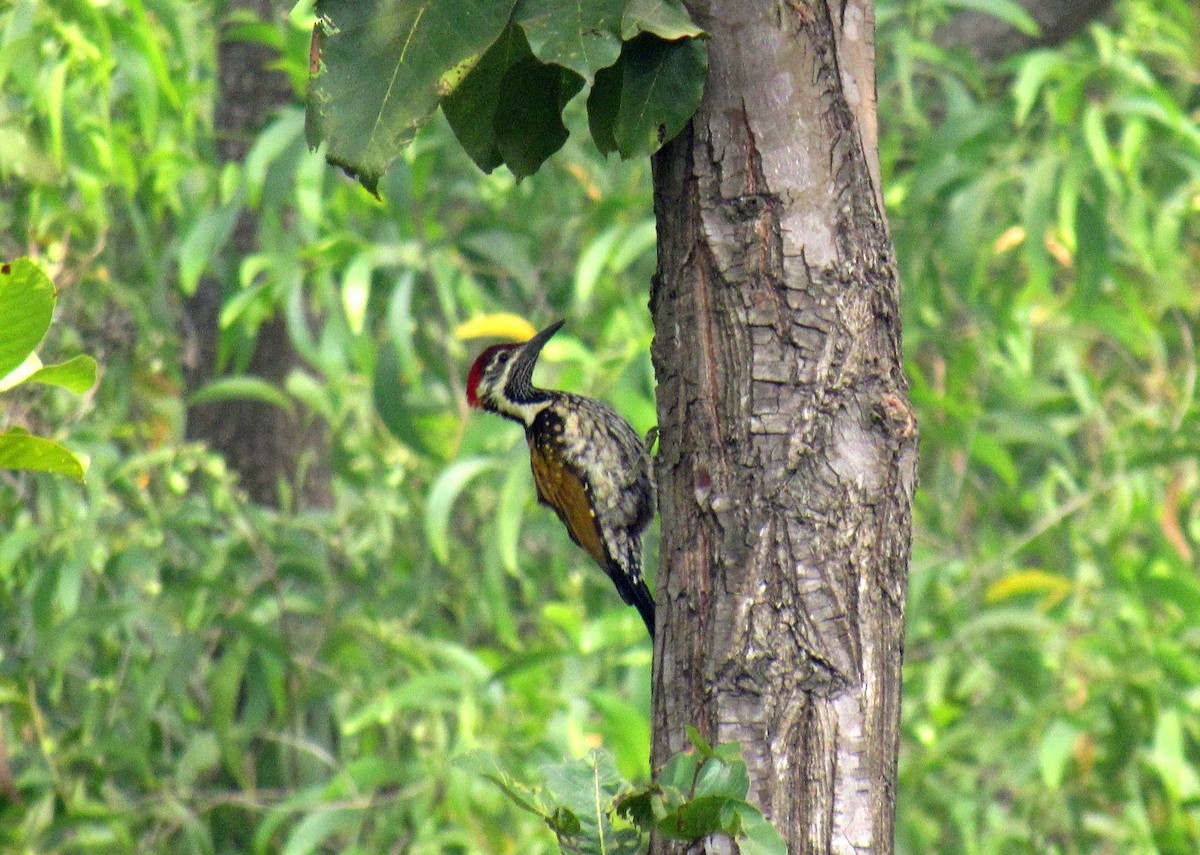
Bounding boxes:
[466,343,517,408]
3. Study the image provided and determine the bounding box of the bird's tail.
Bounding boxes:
[607,535,656,640]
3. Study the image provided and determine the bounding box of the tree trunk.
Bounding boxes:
[936,0,1115,62]
[649,2,917,853]
[182,0,331,509]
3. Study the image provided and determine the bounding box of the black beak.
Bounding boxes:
[506,320,565,399]
[520,320,565,361]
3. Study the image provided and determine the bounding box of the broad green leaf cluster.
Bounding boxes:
[481,729,785,855]
[481,749,645,854]
[1,0,1198,853]
[618,728,785,853]
[307,0,707,190]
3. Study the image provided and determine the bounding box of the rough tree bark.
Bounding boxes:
[183,0,331,508]
[649,2,918,853]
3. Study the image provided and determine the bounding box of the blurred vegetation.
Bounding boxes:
[0,0,1197,852]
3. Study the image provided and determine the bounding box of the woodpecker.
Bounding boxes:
[466,320,656,638]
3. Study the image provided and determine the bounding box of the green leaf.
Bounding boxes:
[549,805,583,837]
[1116,95,1200,159]
[1038,720,1078,790]
[373,343,458,458]
[968,432,1018,488]
[443,24,584,178]
[729,802,787,855]
[175,732,220,793]
[26,355,99,394]
[189,376,295,414]
[1141,575,1200,622]
[281,809,357,855]
[308,0,518,193]
[210,640,252,788]
[0,431,85,480]
[572,218,657,308]
[659,795,733,839]
[425,457,502,563]
[342,672,467,733]
[573,225,625,305]
[496,453,530,573]
[515,0,624,82]
[621,0,705,40]
[496,63,584,179]
[587,58,622,156]
[610,34,708,159]
[286,370,336,423]
[0,258,56,379]
[614,785,656,830]
[657,746,700,792]
[693,756,749,800]
[1011,51,1061,126]
[686,725,714,758]
[1072,182,1109,307]
[480,768,550,818]
[1149,710,1200,802]
[341,252,373,335]
[439,25,524,172]
[177,199,242,296]
[244,109,305,207]
[386,271,421,385]
[1082,104,1121,194]
[647,737,785,850]
[541,750,640,855]
[587,690,651,779]
[333,757,407,796]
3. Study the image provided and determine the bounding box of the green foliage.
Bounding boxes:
[2,0,1199,853]
[484,749,644,854]
[0,258,97,479]
[880,0,1200,851]
[622,728,786,854]
[1,2,657,852]
[307,0,707,189]
[482,729,785,854]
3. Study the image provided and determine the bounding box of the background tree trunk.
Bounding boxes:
[182,0,332,508]
[649,2,918,852]
[936,0,1115,61]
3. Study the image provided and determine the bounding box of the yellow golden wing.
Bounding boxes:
[528,436,608,571]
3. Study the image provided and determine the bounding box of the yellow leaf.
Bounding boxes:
[1044,231,1073,267]
[993,225,1026,254]
[455,313,537,342]
[986,569,1072,610]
